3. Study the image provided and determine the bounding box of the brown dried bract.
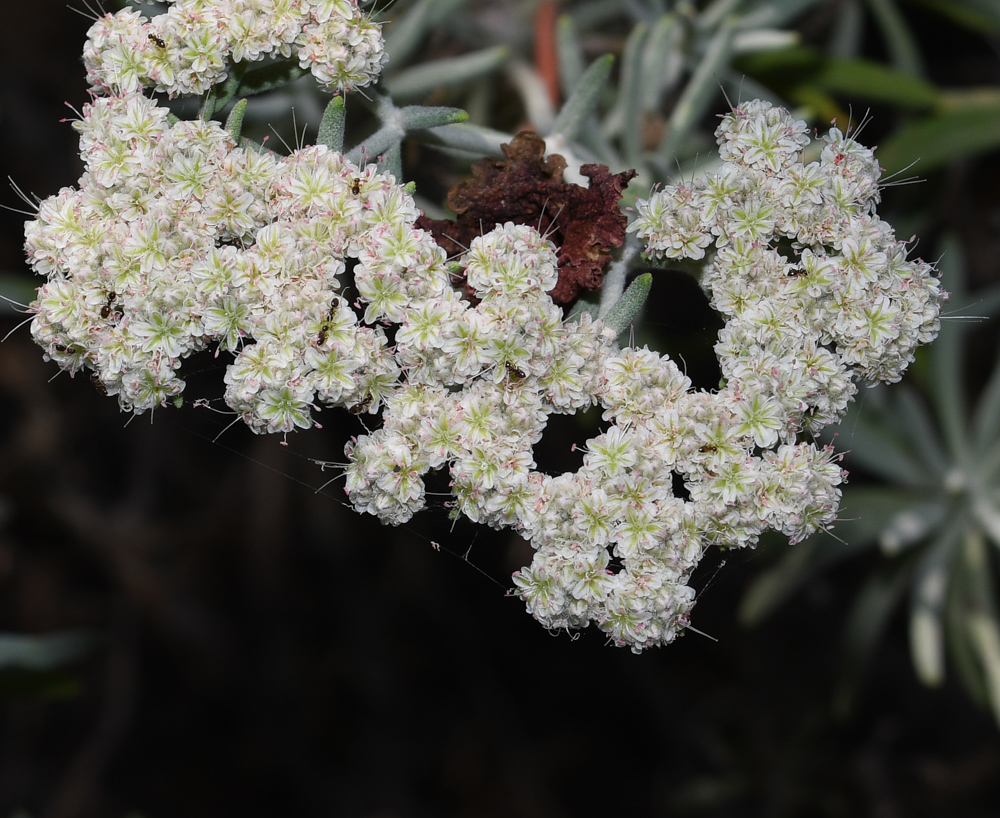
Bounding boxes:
[415,131,637,306]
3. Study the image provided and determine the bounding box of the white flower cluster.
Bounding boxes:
[341,221,847,653]
[629,99,946,406]
[83,0,386,96]
[25,89,941,652]
[26,90,439,429]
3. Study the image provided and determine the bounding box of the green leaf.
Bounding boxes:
[317,95,346,152]
[739,538,833,626]
[224,98,248,142]
[834,559,913,716]
[382,0,472,66]
[736,0,829,29]
[565,295,600,323]
[867,0,925,77]
[387,47,509,100]
[347,106,467,167]
[602,273,651,337]
[910,0,1000,35]
[398,105,468,131]
[551,54,615,143]
[877,90,1000,174]
[894,386,949,476]
[617,22,649,171]
[199,85,218,121]
[928,238,971,459]
[639,14,682,110]
[834,485,942,548]
[410,121,510,157]
[971,343,1000,456]
[382,0,434,66]
[212,63,247,116]
[658,16,737,165]
[837,394,937,487]
[555,14,586,97]
[236,58,311,97]
[0,629,100,671]
[734,46,939,108]
[909,525,962,686]
[961,532,1000,726]
[378,142,403,180]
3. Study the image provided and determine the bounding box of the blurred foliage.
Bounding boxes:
[741,237,1000,726]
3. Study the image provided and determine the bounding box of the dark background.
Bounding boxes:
[1,1,1000,816]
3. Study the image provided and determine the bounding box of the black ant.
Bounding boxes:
[100,291,117,320]
[504,362,526,383]
[349,395,372,414]
[349,177,361,195]
[316,300,337,346]
[148,33,166,48]
[90,371,107,395]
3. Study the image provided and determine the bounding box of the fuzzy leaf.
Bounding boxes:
[412,121,510,157]
[398,105,468,131]
[317,95,346,152]
[877,91,1000,174]
[550,54,614,142]
[236,59,311,97]
[603,273,651,337]
[910,526,961,686]
[224,98,248,141]
[387,47,509,100]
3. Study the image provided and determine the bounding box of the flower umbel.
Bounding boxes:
[24,5,946,654]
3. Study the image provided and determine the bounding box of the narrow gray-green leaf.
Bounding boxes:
[839,399,937,487]
[556,13,586,96]
[877,92,1000,174]
[565,295,600,323]
[347,124,401,167]
[731,0,825,29]
[0,629,100,671]
[834,560,913,716]
[412,121,510,157]
[972,345,1000,455]
[867,0,925,77]
[551,54,614,142]
[224,98,248,141]
[317,95,346,152]
[378,142,403,180]
[602,273,651,336]
[659,16,736,165]
[398,105,468,131]
[639,14,682,109]
[618,23,649,171]
[212,64,247,116]
[962,530,1000,725]
[909,524,962,686]
[387,47,509,100]
[199,85,218,121]
[835,485,941,548]
[911,0,1000,34]
[877,499,948,557]
[928,239,971,459]
[382,0,433,66]
[738,539,827,626]
[894,386,949,476]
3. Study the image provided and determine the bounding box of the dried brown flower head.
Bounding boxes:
[416,131,636,305]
